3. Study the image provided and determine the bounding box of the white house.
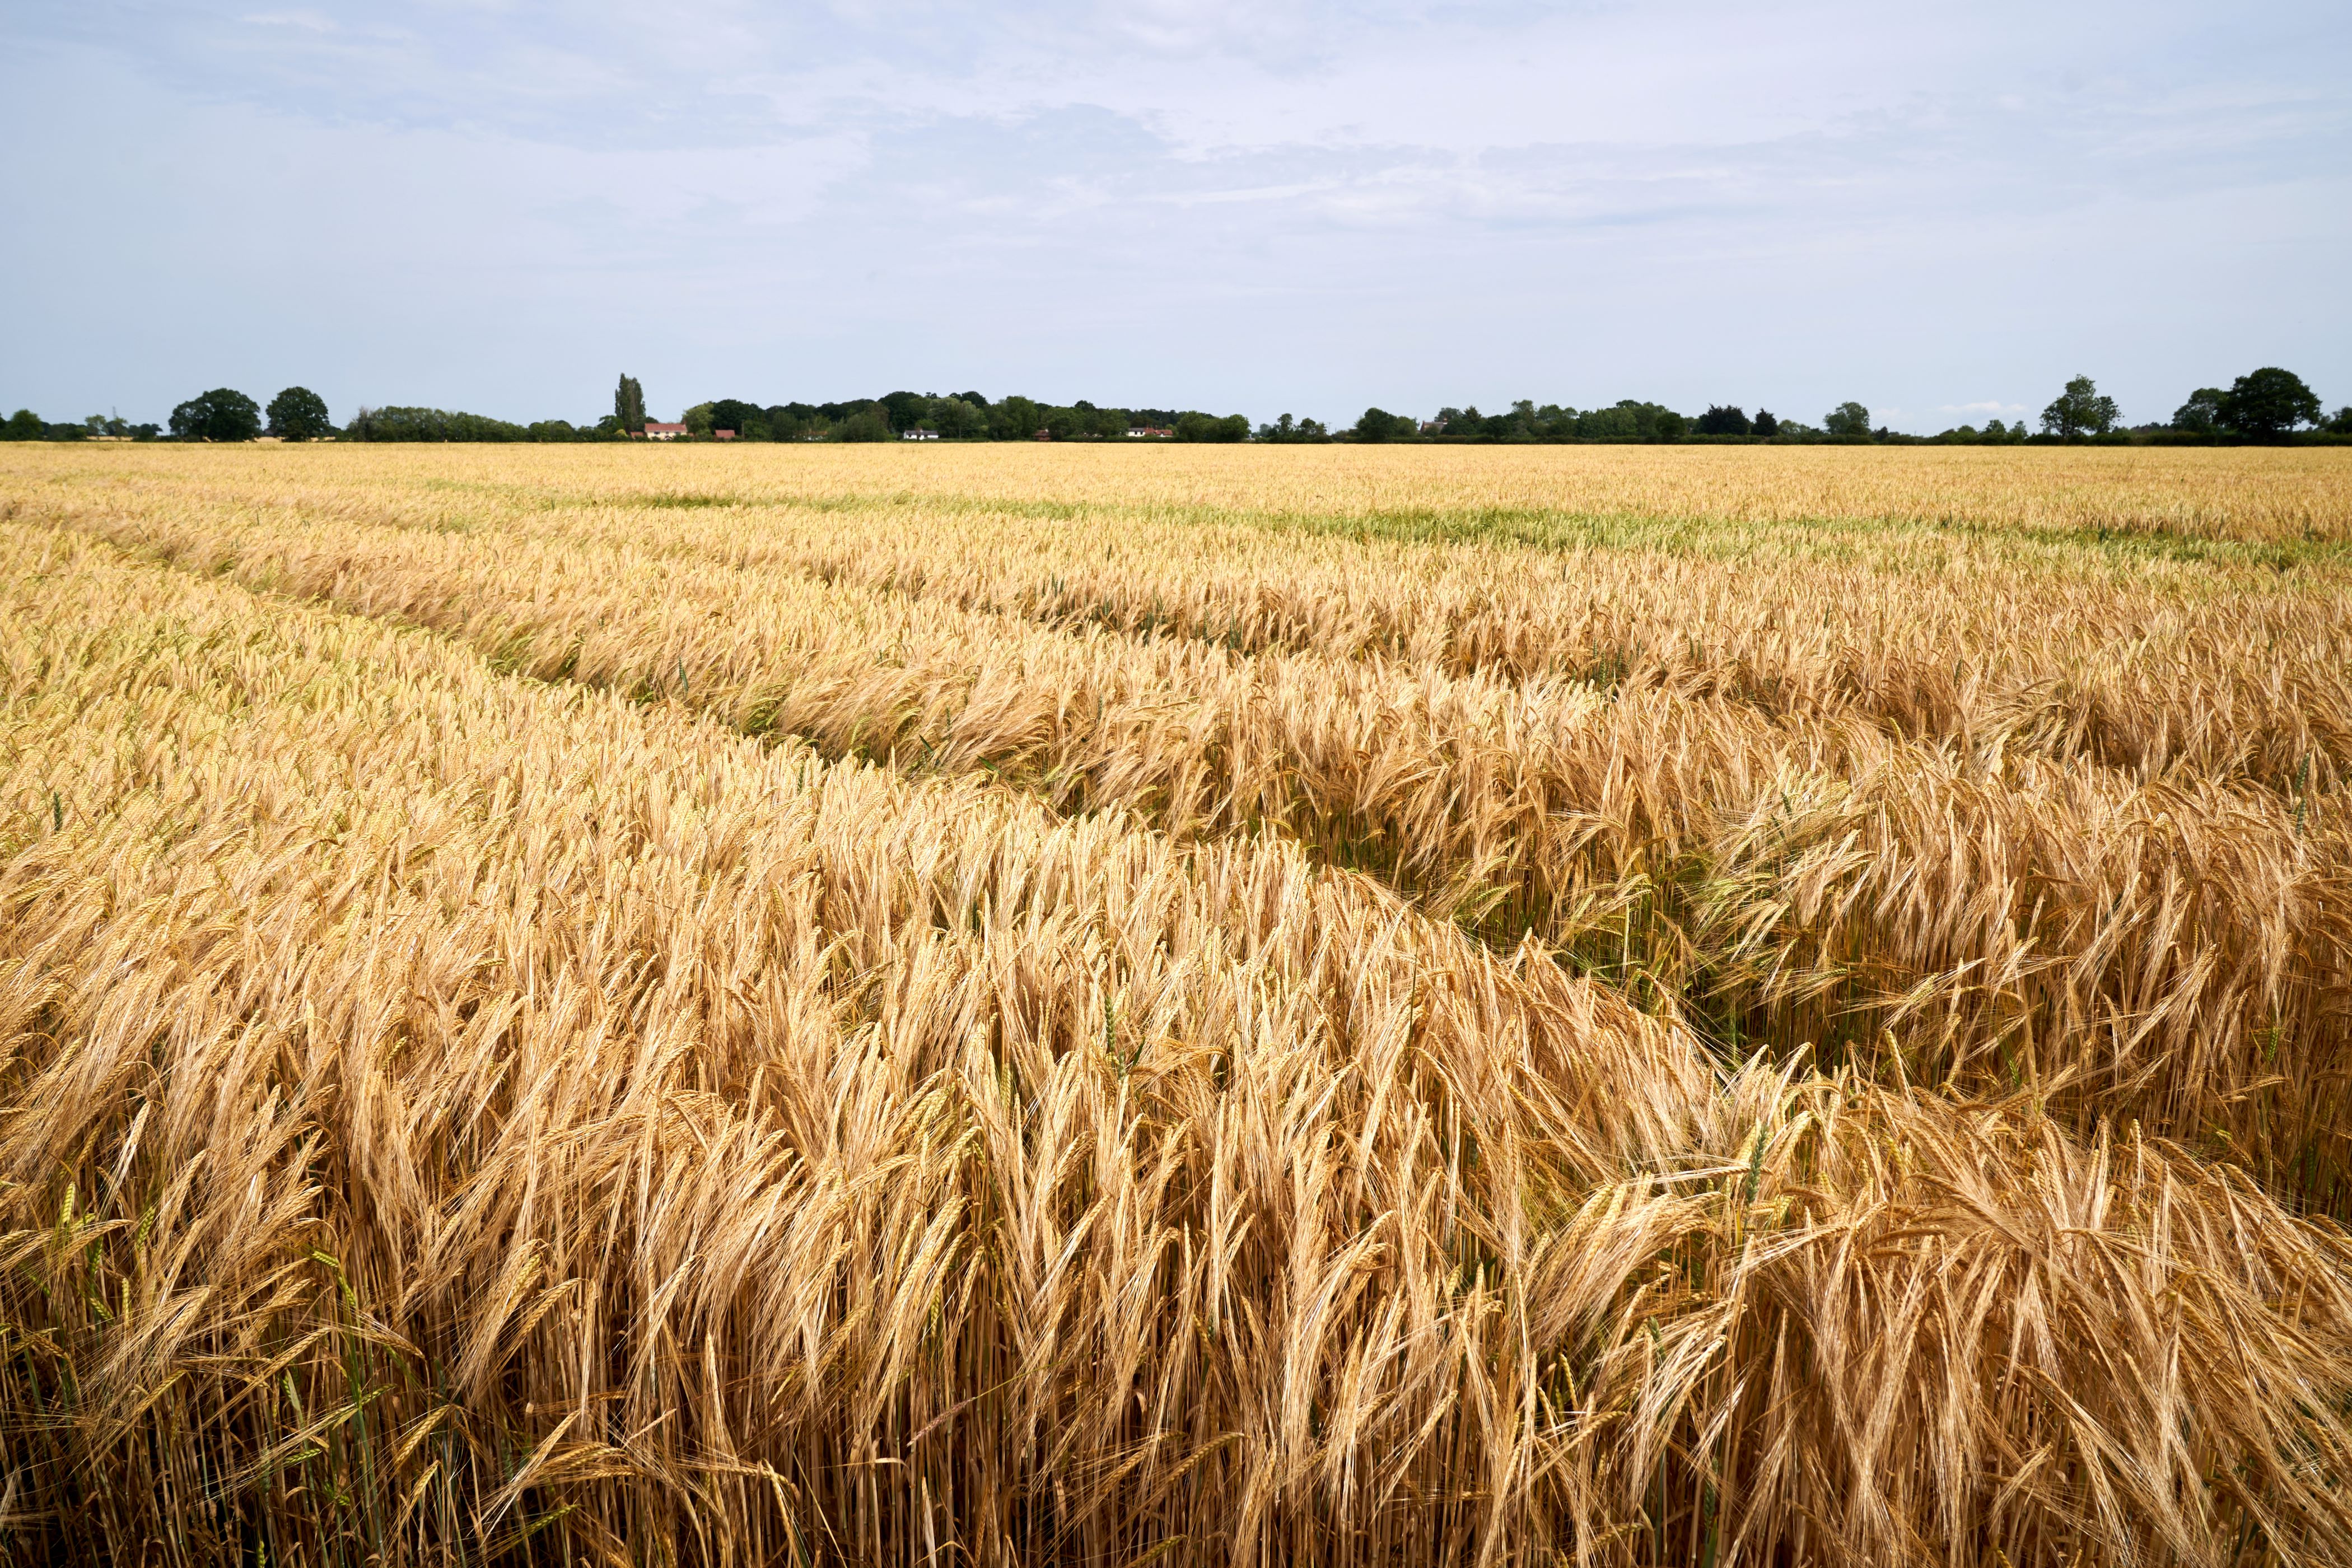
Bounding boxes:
[901,428,940,441]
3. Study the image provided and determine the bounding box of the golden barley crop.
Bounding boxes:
[4,442,2352,1566]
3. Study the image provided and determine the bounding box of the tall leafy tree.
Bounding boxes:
[265,386,333,440]
[2222,367,2322,440]
[2172,389,2229,435]
[3,409,42,440]
[932,398,987,438]
[342,406,529,441]
[1823,402,1873,438]
[614,374,647,433]
[705,399,763,437]
[2040,375,2121,438]
[1752,409,1780,437]
[1174,412,1248,442]
[169,389,263,442]
[880,391,930,431]
[764,404,820,439]
[988,396,1043,440]
[1043,405,1094,441]
[1695,404,1752,436]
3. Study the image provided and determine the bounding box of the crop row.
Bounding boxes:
[7,525,2352,1564]
[44,491,2352,1210]
[50,452,2352,790]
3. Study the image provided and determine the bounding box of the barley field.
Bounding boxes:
[4,442,2351,1566]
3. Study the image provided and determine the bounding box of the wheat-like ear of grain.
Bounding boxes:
[36,464,2352,1211]
[6,495,2352,1566]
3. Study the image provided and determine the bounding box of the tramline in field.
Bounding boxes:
[4,443,2351,1566]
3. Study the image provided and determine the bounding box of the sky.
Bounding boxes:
[3,1,2348,434]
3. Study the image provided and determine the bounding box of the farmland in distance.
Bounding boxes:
[4,441,2351,1566]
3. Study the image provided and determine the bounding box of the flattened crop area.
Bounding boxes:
[5,443,2351,1567]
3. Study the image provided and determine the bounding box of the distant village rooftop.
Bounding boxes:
[636,423,734,440]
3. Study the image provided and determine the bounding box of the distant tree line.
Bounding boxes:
[1347,369,2347,446]
[0,408,160,441]
[6,366,2344,445]
[665,387,1252,444]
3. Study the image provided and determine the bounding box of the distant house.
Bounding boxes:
[901,428,940,441]
[1034,429,1053,441]
[642,422,688,440]
[1125,426,1173,438]
[715,430,737,441]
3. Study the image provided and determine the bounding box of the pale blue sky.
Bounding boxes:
[4,1,2347,432]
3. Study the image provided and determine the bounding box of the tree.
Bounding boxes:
[764,403,821,440]
[1578,406,1639,440]
[988,396,1044,441]
[1043,404,1096,441]
[614,374,647,434]
[932,398,987,439]
[2330,407,2352,436]
[3,409,41,441]
[2040,375,2120,438]
[2169,389,2225,435]
[837,409,893,442]
[1350,408,1411,442]
[169,388,263,442]
[880,391,931,431]
[2223,367,2321,440]
[1752,409,1780,438]
[704,398,764,438]
[1694,404,1752,436]
[1260,412,1335,443]
[265,386,333,440]
[1174,412,1248,442]
[1823,402,1873,438]
[342,406,529,441]
[1651,409,1688,441]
